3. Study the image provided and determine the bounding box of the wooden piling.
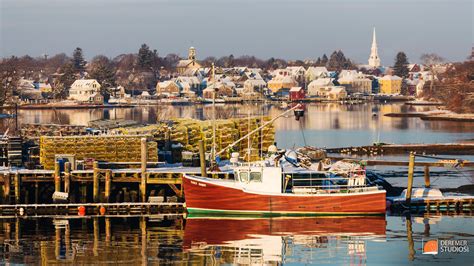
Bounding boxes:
[406,215,415,261]
[105,170,111,203]
[14,172,20,204]
[424,166,430,188]
[140,138,148,202]
[199,140,207,177]
[54,161,61,194]
[93,161,99,203]
[64,162,71,194]
[3,173,10,204]
[406,152,415,205]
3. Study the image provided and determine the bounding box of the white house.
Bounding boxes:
[305,67,329,82]
[307,78,334,95]
[69,79,103,104]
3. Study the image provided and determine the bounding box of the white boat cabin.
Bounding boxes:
[233,166,282,193]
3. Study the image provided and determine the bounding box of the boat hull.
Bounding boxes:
[183,175,386,215]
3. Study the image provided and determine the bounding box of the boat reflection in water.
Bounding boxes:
[183,216,386,264]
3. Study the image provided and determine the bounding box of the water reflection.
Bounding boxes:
[183,216,386,265]
[3,103,472,148]
[0,215,473,264]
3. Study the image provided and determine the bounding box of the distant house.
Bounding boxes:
[202,81,235,99]
[267,76,298,95]
[242,78,267,95]
[156,80,180,97]
[176,76,201,96]
[378,75,402,95]
[69,79,103,104]
[327,87,347,100]
[289,87,305,101]
[307,78,334,95]
[176,47,202,75]
[337,75,372,94]
[305,67,329,82]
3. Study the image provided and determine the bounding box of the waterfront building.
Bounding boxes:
[307,78,334,95]
[156,80,180,97]
[305,67,329,82]
[368,28,381,68]
[267,76,298,95]
[176,76,201,94]
[68,79,104,104]
[176,47,202,75]
[243,78,267,94]
[289,87,305,101]
[202,81,235,98]
[338,72,372,94]
[378,75,402,95]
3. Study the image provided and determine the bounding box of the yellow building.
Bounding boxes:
[267,76,297,94]
[379,75,402,95]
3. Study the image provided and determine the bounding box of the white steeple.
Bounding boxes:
[368,28,381,68]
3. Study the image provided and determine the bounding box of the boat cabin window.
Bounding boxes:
[239,171,262,183]
[250,172,262,183]
[239,172,249,182]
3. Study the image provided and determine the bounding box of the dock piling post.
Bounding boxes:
[199,140,207,177]
[93,161,99,203]
[3,173,10,204]
[54,161,61,194]
[14,172,20,204]
[64,162,71,194]
[105,170,111,203]
[424,166,430,188]
[140,138,147,202]
[406,152,415,205]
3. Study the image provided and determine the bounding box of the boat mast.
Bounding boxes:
[211,62,217,164]
[214,103,302,158]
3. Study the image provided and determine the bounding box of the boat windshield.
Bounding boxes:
[239,172,249,182]
[239,171,262,183]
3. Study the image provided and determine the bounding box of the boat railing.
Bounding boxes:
[289,175,375,194]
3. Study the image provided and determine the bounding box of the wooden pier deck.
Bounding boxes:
[0,202,184,216]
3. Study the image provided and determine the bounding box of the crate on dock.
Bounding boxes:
[39,135,158,169]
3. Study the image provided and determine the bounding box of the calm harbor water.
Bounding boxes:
[4,102,473,149]
[1,102,473,265]
[0,215,473,265]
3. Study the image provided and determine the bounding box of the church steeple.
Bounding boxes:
[368,28,381,68]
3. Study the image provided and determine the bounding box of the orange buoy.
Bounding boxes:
[78,206,86,216]
[99,206,106,215]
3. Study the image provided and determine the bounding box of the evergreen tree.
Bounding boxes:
[54,62,76,99]
[137,43,155,69]
[72,47,86,73]
[315,57,321,66]
[321,54,328,65]
[393,52,409,78]
[89,55,116,101]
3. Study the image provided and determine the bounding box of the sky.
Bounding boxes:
[0,0,472,64]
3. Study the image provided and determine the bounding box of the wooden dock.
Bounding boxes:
[0,202,184,216]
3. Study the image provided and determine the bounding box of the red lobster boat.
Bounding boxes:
[184,164,386,215]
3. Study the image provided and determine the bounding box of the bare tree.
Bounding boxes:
[420,53,445,95]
